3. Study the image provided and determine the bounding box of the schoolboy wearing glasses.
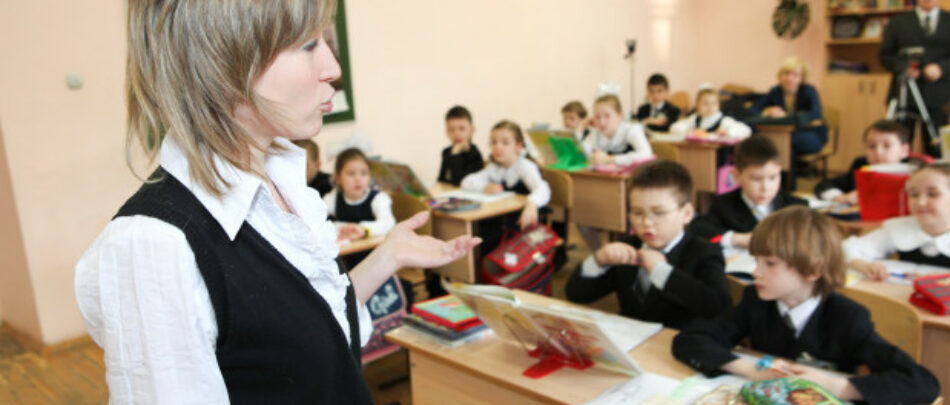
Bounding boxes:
[565,161,731,329]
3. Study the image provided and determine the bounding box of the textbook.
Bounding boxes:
[442,281,658,377]
[410,294,482,331]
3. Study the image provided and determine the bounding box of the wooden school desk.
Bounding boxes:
[755,125,793,171]
[338,235,385,257]
[386,291,694,404]
[849,280,950,399]
[427,184,528,283]
[564,170,632,233]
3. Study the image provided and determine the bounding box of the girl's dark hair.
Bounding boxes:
[334,147,371,175]
[490,120,534,164]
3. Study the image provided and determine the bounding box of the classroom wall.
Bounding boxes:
[0,0,822,344]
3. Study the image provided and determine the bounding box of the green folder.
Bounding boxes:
[547,135,589,171]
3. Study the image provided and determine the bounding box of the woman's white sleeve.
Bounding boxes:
[75,216,228,404]
[363,192,396,236]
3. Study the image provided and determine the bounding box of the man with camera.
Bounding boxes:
[880,0,950,157]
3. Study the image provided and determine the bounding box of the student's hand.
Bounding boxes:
[518,203,539,229]
[379,211,482,270]
[722,358,789,381]
[731,232,752,248]
[591,150,612,165]
[852,260,889,282]
[594,242,639,266]
[484,183,504,194]
[338,224,365,241]
[786,363,862,400]
[924,63,943,82]
[831,191,858,205]
[451,142,470,154]
[637,249,667,272]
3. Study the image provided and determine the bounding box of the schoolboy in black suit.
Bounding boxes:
[690,136,807,248]
[673,206,940,404]
[565,161,730,329]
[635,73,681,133]
[438,105,484,186]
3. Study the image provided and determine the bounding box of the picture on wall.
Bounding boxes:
[323,0,355,123]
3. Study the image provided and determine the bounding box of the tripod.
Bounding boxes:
[886,69,940,147]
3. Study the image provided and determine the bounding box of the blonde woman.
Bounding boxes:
[74,1,479,402]
[750,57,827,156]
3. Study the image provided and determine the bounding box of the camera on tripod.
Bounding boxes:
[899,46,926,70]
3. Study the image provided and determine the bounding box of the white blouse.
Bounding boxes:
[582,121,654,165]
[75,136,372,404]
[460,157,551,207]
[669,112,752,140]
[843,216,950,262]
[324,188,396,236]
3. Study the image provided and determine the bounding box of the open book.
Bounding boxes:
[442,281,660,377]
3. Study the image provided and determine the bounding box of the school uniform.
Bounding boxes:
[669,112,752,140]
[690,188,808,246]
[750,84,827,155]
[75,137,373,403]
[844,216,950,268]
[635,101,682,132]
[565,232,730,329]
[437,144,485,186]
[672,286,940,405]
[308,171,334,196]
[582,122,654,165]
[324,187,396,269]
[460,157,551,262]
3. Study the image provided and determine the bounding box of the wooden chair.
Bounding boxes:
[649,141,680,162]
[797,106,840,180]
[669,91,691,114]
[840,287,922,361]
[540,168,573,225]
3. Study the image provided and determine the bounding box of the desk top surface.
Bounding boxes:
[428,183,528,222]
[850,280,950,331]
[338,235,385,256]
[386,291,694,404]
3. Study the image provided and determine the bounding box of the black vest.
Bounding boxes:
[115,168,372,404]
[695,114,724,132]
[502,179,531,195]
[333,189,378,223]
[606,142,635,156]
[898,249,950,268]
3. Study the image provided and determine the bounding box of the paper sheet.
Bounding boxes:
[434,189,515,203]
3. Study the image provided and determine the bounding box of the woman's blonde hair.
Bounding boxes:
[749,206,846,297]
[778,57,808,82]
[126,0,337,196]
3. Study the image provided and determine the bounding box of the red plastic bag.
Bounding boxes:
[854,170,909,221]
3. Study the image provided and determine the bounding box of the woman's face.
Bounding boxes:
[779,67,803,94]
[252,34,341,140]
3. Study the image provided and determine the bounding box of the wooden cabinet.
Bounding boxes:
[822,73,890,172]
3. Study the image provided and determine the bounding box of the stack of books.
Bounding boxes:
[402,294,488,347]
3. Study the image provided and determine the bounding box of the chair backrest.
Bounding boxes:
[669,91,690,113]
[840,287,922,361]
[540,168,572,210]
[649,141,680,162]
[822,105,840,156]
[390,193,432,236]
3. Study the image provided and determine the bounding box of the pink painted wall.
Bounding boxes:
[0,0,823,344]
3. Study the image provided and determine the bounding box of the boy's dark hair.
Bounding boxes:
[334,147,371,176]
[863,119,910,144]
[735,136,780,171]
[630,160,693,205]
[561,101,588,118]
[445,105,473,123]
[646,73,670,89]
